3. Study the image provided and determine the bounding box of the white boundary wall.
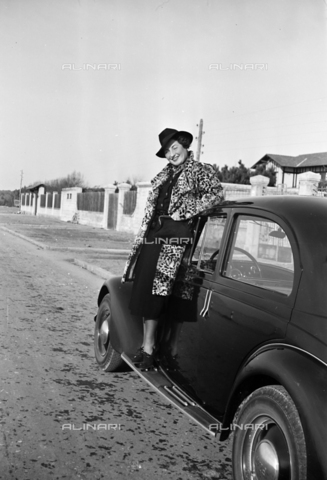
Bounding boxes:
[20,174,321,233]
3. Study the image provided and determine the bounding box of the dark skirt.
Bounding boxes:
[129,172,183,318]
[128,240,169,318]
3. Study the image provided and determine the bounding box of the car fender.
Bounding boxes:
[221,344,327,479]
[97,277,143,355]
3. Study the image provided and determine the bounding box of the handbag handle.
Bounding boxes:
[158,215,171,225]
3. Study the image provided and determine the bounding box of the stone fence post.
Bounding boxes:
[298,171,320,196]
[52,191,58,208]
[45,192,51,209]
[116,183,131,231]
[102,184,117,229]
[249,175,270,196]
[131,182,151,234]
[37,186,45,214]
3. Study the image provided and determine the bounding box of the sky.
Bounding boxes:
[1,0,327,190]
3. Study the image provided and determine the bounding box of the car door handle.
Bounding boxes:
[200,290,209,316]
[200,290,212,317]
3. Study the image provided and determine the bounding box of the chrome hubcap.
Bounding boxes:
[99,320,109,346]
[97,308,110,356]
[253,440,279,480]
[242,416,290,480]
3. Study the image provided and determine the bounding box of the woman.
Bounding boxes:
[122,127,224,368]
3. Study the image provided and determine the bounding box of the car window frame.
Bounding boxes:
[213,207,302,306]
[187,212,230,282]
[192,214,228,275]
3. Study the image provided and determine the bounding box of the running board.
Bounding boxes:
[121,353,220,436]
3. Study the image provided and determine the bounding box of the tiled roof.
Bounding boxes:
[252,152,327,169]
[26,183,45,191]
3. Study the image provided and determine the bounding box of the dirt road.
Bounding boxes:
[0,209,133,277]
[0,228,232,480]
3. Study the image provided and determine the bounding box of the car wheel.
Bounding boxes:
[232,385,307,480]
[94,293,123,372]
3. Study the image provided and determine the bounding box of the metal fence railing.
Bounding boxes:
[123,190,137,215]
[317,188,327,197]
[223,184,301,200]
[224,189,250,200]
[47,193,53,208]
[223,184,251,201]
[77,192,104,212]
[54,193,61,209]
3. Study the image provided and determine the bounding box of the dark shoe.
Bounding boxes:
[131,347,144,364]
[138,350,156,370]
[160,346,180,371]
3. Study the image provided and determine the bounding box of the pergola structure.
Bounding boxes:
[252,152,327,188]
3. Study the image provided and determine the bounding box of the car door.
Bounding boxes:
[162,213,229,409]
[164,207,301,417]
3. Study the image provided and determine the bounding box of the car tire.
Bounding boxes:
[94,293,123,372]
[232,385,307,480]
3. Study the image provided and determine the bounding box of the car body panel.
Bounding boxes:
[163,203,301,415]
[95,196,327,476]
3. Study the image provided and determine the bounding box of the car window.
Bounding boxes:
[192,216,227,273]
[223,215,294,295]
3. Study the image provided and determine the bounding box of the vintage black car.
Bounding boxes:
[94,196,327,480]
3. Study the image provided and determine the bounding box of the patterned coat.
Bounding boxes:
[122,153,224,296]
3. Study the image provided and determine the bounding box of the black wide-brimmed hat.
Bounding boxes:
[156,128,193,158]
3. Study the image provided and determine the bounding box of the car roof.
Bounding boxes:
[217,194,327,216]
[206,195,327,235]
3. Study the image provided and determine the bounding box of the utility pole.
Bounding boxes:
[195,119,204,161]
[19,170,23,212]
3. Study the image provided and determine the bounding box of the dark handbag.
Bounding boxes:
[154,215,193,242]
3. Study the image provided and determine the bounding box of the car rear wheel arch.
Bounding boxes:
[221,345,326,439]
[220,374,279,441]
[220,346,291,441]
[220,346,327,478]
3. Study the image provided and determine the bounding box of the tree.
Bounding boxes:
[212,160,250,184]
[125,177,142,191]
[44,171,87,192]
[0,191,14,206]
[212,160,276,186]
[0,173,87,206]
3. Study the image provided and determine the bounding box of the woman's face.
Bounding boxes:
[164,140,188,166]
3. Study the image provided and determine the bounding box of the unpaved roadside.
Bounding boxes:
[0,216,233,480]
[0,211,134,277]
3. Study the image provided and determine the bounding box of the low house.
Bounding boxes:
[24,183,45,215]
[252,152,327,188]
